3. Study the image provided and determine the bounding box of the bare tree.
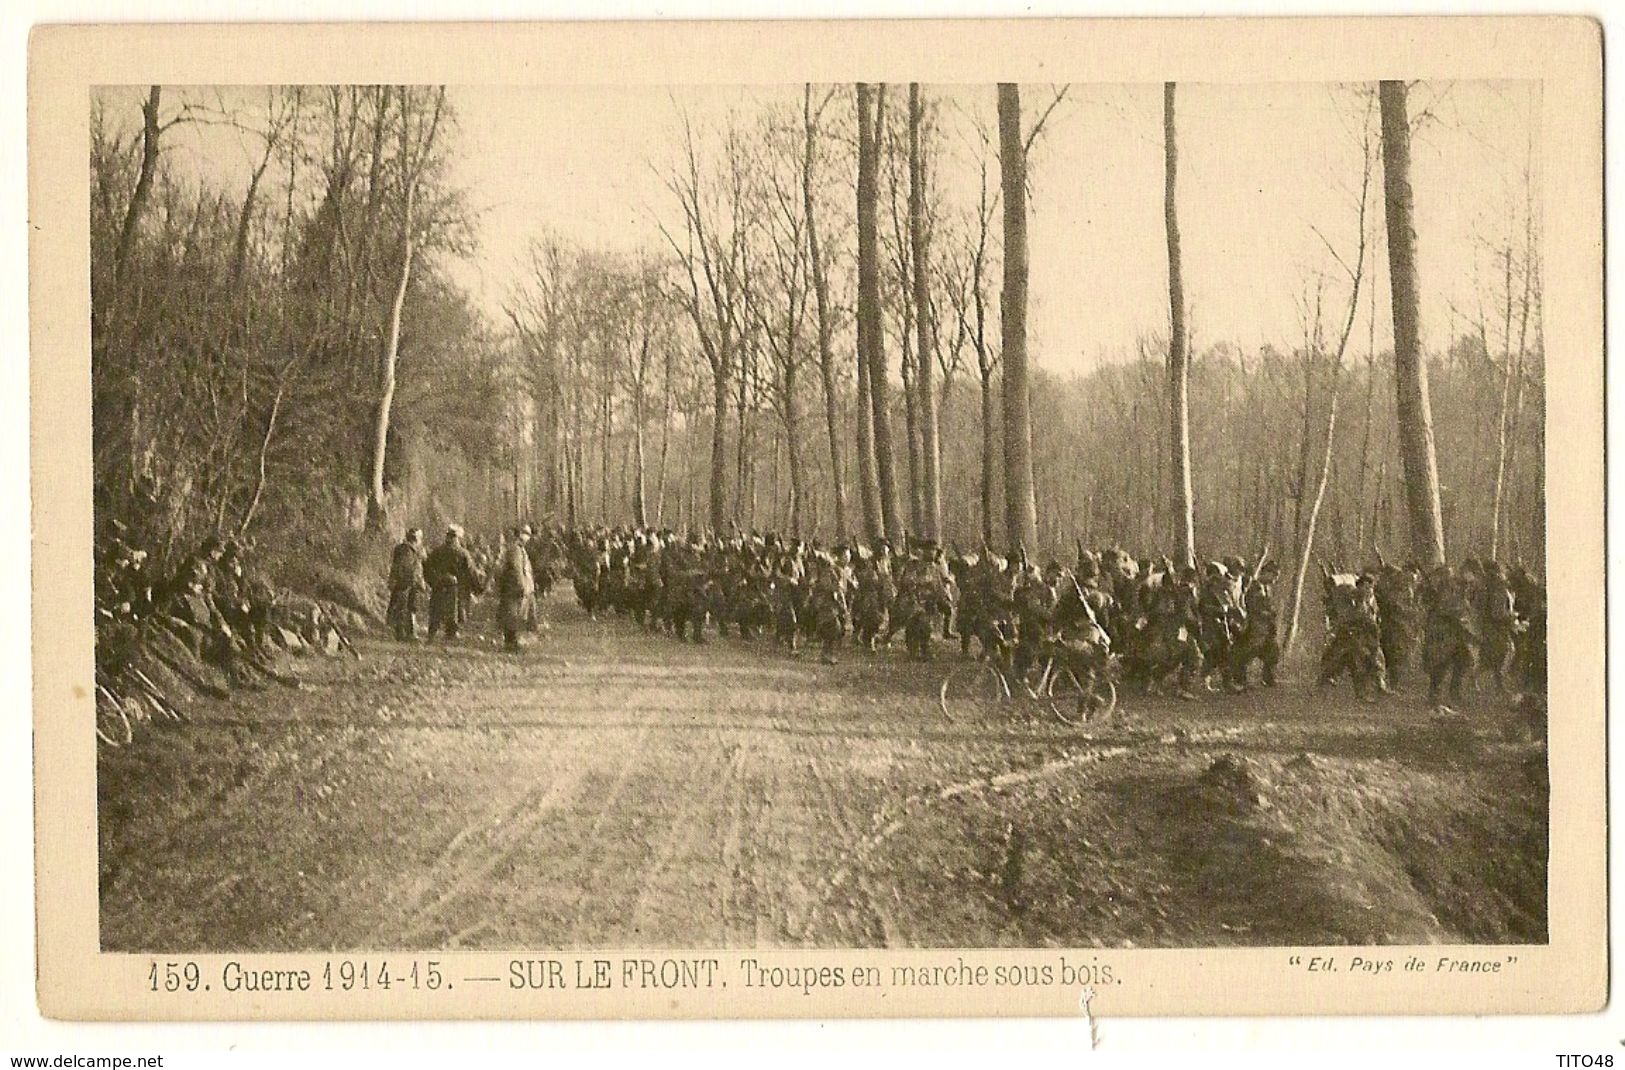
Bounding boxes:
[803,85,848,538]
[746,118,816,538]
[857,82,901,541]
[113,86,167,289]
[1490,117,1540,561]
[909,83,943,542]
[366,85,447,531]
[950,118,1003,547]
[1282,106,1374,651]
[997,83,1037,553]
[1378,79,1447,566]
[1163,83,1196,569]
[660,111,751,531]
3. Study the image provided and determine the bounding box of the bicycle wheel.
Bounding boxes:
[939,661,1008,721]
[95,684,133,748]
[1049,668,1118,726]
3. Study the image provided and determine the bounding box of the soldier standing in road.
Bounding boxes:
[425,526,482,640]
[387,528,428,641]
[497,524,537,653]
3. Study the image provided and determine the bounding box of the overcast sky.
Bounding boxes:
[129,79,1540,378]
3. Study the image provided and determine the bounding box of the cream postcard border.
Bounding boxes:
[29,16,1605,1020]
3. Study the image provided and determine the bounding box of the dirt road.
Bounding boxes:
[99,596,1548,951]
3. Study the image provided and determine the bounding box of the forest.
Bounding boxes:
[90,81,1545,615]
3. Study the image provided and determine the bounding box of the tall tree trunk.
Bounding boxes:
[632,390,648,527]
[979,370,997,548]
[1354,272,1379,557]
[230,151,275,293]
[366,183,415,532]
[997,83,1038,554]
[855,329,881,540]
[709,369,729,532]
[110,86,166,486]
[900,322,923,533]
[804,85,848,538]
[785,366,805,538]
[909,84,943,542]
[678,404,695,533]
[736,359,751,520]
[1490,236,1534,561]
[1501,282,1534,561]
[600,388,611,524]
[1285,129,1372,651]
[1285,387,1342,654]
[1378,80,1447,567]
[114,86,164,289]
[858,83,901,541]
[1163,82,1196,569]
[561,402,577,529]
[655,367,673,526]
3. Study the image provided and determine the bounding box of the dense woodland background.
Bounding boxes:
[90,82,1545,604]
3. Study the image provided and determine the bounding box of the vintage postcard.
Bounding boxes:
[30,17,1603,1020]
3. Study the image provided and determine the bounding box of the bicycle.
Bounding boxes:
[95,663,188,748]
[939,631,1118,726]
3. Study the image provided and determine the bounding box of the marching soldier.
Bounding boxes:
[805,557,848,665]
[1012,562,1058,677]
[1478,561,1518,691]
[773,559,802,655]
[851,555,893,653]
[1232,559,1281,689]
[1150,565,1203,700]
[1318,572,1385,700]
[1197,561,1245,692]
[1509,566,1546,700]
[1422,565,1478,707]
[1372,563,1420,691]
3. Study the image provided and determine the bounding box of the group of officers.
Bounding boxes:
[386,523,544,653]
[385,521,1547,710]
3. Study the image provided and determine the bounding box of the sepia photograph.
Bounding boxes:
[29,16,1604,1022]
[88,74,1551,950]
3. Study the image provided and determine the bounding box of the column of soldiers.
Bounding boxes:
[384,519,1547,711]
[1316,556,1545,708]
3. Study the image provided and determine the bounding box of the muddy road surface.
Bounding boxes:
[99,595,1548,951]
